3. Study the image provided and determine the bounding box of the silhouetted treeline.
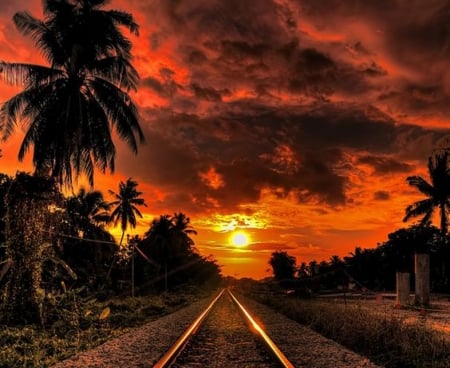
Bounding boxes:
[269,225,450,293]
[0,172,221,325]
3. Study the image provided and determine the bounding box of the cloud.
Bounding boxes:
[357,155,414,174]
[373,191,390,201]
[4,0,450,278]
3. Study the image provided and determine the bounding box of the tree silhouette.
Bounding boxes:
[64,188,115,284]
[403,152,450,304]
[1,173,63,324]
[0,0,143,187]
[404,152,450,235]
[171,212,197,256]
[109,178,146,247]
[269,251,296,282]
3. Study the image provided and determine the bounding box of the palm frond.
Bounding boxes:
[405,176,434,196]
[89,56,139,91]
[88,77,144,152]
[403,198,434,223]
[106,10,140,36]
[13,12,46,39]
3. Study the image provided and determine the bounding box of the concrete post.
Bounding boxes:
[415,253,430,306]
[396,271,410,306]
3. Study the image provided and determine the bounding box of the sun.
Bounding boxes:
[230,231,249,247]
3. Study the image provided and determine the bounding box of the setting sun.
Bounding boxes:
[231,231,249,247]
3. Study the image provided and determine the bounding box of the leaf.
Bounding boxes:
[99,307,110,320]
[61,280,66,293]
[84,310,92,317]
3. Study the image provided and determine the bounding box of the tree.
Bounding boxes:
[1,173,63,324]
[171,212,197,256]
[269,251,296,282]
[404,152,450,235]
[403,152,450,305]
[63,188,115,285]
[143,215,173,291]
[0,0,144,187]
[108,178,146,283]
[66,188,111,234]
[108,178,146,247]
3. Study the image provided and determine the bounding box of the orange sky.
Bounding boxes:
[1,0,450,279]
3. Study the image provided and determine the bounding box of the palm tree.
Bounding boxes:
[66,188,111,234]
[0,0,144,187]
[64,188,115,279]
[403,152,450,234]
[403,152,450,305]
[107,178,145,290]
[108,178,146,248]
[171,212,197,256]
[144,215,173,291]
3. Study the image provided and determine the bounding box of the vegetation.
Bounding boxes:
[268,251,296,283]
[403,152,450,235]
[108,178,146,248]
[0,286,212,367]
[247,288,450,368]
[266,225,450,294]
[0,0,144,188]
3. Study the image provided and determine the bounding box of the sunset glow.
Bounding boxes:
[0,1,449,279]
[230,232,249,248]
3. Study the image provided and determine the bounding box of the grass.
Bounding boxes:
[250,292,450,368]
[0,286,213,368]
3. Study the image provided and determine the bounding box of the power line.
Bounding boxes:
[40,229,118,245]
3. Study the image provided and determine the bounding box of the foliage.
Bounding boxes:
[268,250,296,283]
[108,178,146,247]
[0,0,144,187]
[135,213,221,292]
[0,287,211,367]
[62,188,116,290]
[404,152,450,235]
[250,291,450,368]
[0,173,63,325]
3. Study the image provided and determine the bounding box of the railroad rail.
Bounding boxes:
[153,288,294,368]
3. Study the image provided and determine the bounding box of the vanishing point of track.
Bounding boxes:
[153,288,294,368]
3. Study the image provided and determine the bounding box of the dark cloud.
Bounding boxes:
[114,99,450,215]
[357,155,414,174]
[191,83,230,102]
[374,191,390,201]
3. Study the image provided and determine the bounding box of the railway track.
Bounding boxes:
[153,288,294,368]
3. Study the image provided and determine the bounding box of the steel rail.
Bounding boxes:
[153,288,294,368]
[153,288,225,368]
[227,289,295,368]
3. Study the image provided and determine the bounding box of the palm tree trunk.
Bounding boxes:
[131,242,135,298]
[107,230,125,278]
[415,253,430,306]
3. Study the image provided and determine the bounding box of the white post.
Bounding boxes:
[396,271,410,306]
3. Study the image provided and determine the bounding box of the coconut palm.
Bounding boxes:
[0,0,143,187]
[64,188,115,277]
[403,152,450,235]
[403,152,450,305]
[143,215,174,291]
[171,212,197,255]
[66,188,111,233]
[108,178,146,248]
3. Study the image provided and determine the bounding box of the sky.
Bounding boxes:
[1,0,450,279]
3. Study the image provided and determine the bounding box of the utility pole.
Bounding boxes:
[131,238,135,298]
